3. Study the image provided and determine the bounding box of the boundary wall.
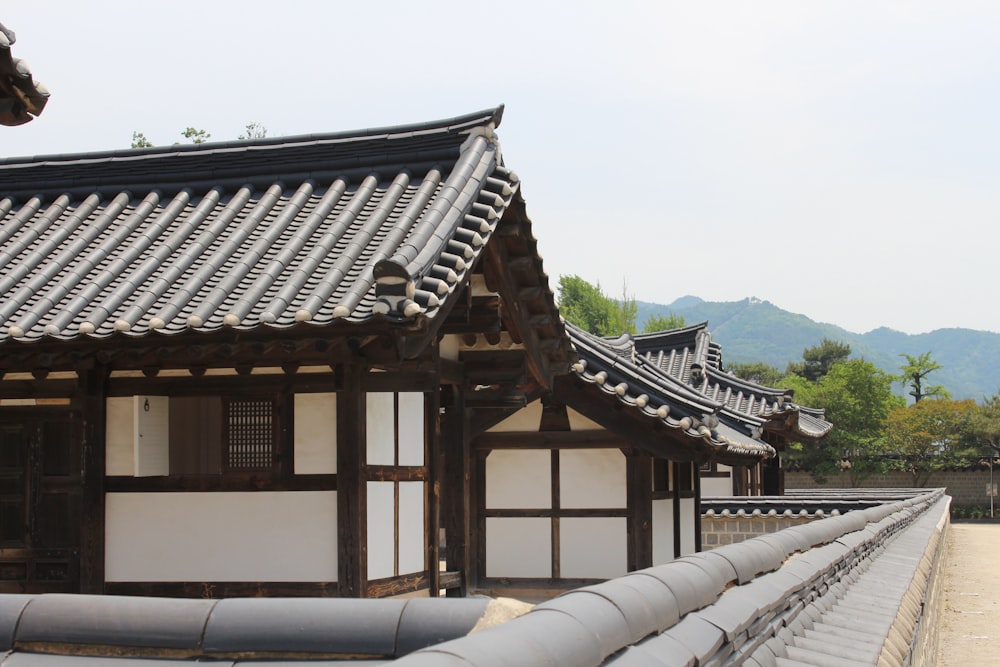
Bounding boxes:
[0,490,949,667]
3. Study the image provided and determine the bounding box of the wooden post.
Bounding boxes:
[627,449,653,571]
[426,387,441,597]
[442,386,470,596]
[671,461,682,559]
[76,367,108,595]
[337,364,367,597]
[693,461,703,553]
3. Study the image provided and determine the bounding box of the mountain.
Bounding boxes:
[637,296,1000,400]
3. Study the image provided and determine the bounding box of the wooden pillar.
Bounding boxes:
[426,387,441,597]
[76,366,108,595]
[693,461,703,553]
[627,449,653,571]
[442,386,471,596]
[337,364,367,597]
[671,461,682,559]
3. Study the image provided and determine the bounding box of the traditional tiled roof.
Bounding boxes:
[565,321,776,462]
[0,107,556,351]
[565,321,833,462]
[633,323,832,441]
[0,22,48,126]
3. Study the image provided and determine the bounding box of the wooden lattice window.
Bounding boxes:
[224,399,275,471]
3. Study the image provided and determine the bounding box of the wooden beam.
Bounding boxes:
[0,379,77,399]
[481,234,551,390]
[337,364,367,597]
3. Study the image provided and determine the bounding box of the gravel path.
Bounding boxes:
[936,522,1000,665]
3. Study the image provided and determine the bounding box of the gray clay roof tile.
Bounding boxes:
[0,108,524,344]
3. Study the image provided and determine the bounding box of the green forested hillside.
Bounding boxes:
[638,297,1000,400]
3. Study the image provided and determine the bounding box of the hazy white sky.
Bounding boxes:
[4,2,999,335]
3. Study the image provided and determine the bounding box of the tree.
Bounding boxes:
[898,351,949,403]
[969,391,1000,452]
[558,275,620,336]
[642,312,685,333]
[884,398,981,486]
[784,359,903,486]
[614,280,638,336]
[130,131,153,149]
[181,127,211,144]
[785,338,851,382]
[239,122,268,140]
[558,275,680,336]
[726,362,785,387]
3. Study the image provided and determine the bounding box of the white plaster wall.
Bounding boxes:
[367,481,395,580]
[397,481,425,575]
[486,517,551,578]
[106,397,134,475]
[652,499,675,565]
[559,517,627,579]
[559,449,626,509]
[488,403,606,433]
[105,492,338,582]
[397,393,424,466]
[701,475,733,497]
[366,392,395,465]
[567,407,604,431]
[294,393,337,474]
[485,450,551,509]
[680,497,696,556]
[488,401,542,432]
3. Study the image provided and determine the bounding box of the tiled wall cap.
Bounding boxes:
[202,598,406,656]
[14,594,215,651]
[0,595,33,651]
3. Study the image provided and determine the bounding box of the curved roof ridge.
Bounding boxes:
[0,106,504,166]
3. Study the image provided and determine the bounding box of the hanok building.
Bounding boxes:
[470,321,831,597]
[0,107,826,599]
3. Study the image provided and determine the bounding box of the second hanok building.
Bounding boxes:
[0,107,827,598]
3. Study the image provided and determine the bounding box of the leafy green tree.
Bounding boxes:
[970,391,1000,452]
[558,275,676,336]
[885,398,981,485]
[785,359,903,485]
[642,312,685,333]
[726,362,785,387]
[558,275,619,336]
[130,131,153,148]
[181,127,211,144]
[785,338,851,382]
[898,351,949,403]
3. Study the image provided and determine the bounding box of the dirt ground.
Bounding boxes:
[936,523,1000,666]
